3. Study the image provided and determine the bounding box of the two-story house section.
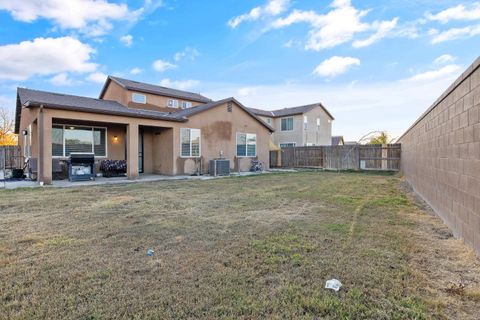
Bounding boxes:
[249,103,334,147]
[100,76,212,112]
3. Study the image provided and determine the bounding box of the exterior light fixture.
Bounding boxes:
[22,129,28,136]
[113,135,118,142]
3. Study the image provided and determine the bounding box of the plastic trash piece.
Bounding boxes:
[147,249,154,256]
[325,279,342,291]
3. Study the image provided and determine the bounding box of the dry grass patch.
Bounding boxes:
[0,171,479,319]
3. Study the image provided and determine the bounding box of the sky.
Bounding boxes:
[0,0,479,141]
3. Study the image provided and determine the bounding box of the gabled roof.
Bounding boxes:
[249,103,334,120]
[99,76,212,103]
[248,107,275,117]
[331,136,344,146]
[15,88,186,133]
[172,97,274,132]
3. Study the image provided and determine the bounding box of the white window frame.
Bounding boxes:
[316,118,321,131]
[168,99,179,108]
[181,101,192,109]
[281,117,294,131]
[180,128,201,158]
[236,132,257,157]
[52,124,108,158]
[266,118,272,125]
[280,142,296,148]
[132,92,146,104]
[304,115,308,130]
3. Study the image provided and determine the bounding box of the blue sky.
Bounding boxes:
[0,0,479,140]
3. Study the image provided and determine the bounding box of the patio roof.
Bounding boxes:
[15,88,187,133]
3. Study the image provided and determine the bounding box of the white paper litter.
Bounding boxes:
[325,279,342,291]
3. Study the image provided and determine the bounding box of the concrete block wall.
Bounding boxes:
[399,56,480,255]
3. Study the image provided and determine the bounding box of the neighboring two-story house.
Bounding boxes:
[15,76,274,184]
[250,103,334,147]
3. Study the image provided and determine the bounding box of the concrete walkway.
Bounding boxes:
[1,170,296,190]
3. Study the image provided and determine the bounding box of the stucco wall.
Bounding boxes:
[304,107,332,146]
[101,80,205,111]
[18,100,271,181]
[273,114,304,146]
[177,101,272,174]
[399,56,480,255]
[258,106,333,147]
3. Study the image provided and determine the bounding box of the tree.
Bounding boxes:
[368,131,392,145]
[0,107,17,146]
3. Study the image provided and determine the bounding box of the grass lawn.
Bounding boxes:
[1,171,479,319]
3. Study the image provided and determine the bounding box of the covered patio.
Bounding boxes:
[19,105,183,184]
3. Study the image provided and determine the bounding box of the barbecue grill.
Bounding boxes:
[69,153,95,182]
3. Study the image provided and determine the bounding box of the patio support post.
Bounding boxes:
[37,106,52,184]
[127,123,139,180]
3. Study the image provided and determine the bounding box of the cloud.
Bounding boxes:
[86,71,107,84]
[313,56,360,78]
[120,34,133,47]
[159,79,200,90]
[270,0,398,51]
[406,64,461,82]
[174,47,200,62]
[0,0,144,37]
[434,54,456,64]
[352,18,398,48]
[130,67,143,75]
[426,3,480,24]
[152,59,177,72]
[49,73,74,86]
[228,0,290,28]
[202,70,462,140]
[430,24,480,43]
[0,37,97,81]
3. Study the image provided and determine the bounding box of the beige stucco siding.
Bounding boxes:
[175,102,272,174]
[18,99,271,182]
[257,106,333,147]
[273,114,304,146]
[304,107,332,146]
[102,80,128,106]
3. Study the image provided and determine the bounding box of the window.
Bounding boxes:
[181,101,193,109]
[168,99,179,108]
[236,133,256,157]
[180,128,201,157]
[281,117,293,131]
[304,116,308,130]
[132,93,146,104]
[266,118,272,125]
[52,125,63,156]
[316,118,321,130]
[52,125,107,157]
[280,142,296,148]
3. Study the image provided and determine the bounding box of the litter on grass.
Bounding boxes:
[325,279,342,291]
[147,249,154,256]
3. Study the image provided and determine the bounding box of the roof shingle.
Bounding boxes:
[15,88,185,132]
[249,103,334,120]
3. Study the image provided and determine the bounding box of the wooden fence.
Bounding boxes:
[0,146,22,170]
[271,144,401,171]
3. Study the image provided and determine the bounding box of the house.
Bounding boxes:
[249,103,334,147]
[331,136,344,146]
[14,76,274,184]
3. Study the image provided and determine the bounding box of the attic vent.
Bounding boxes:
[227,102,233,112]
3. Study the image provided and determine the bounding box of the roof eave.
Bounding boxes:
[24,100,188,123]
